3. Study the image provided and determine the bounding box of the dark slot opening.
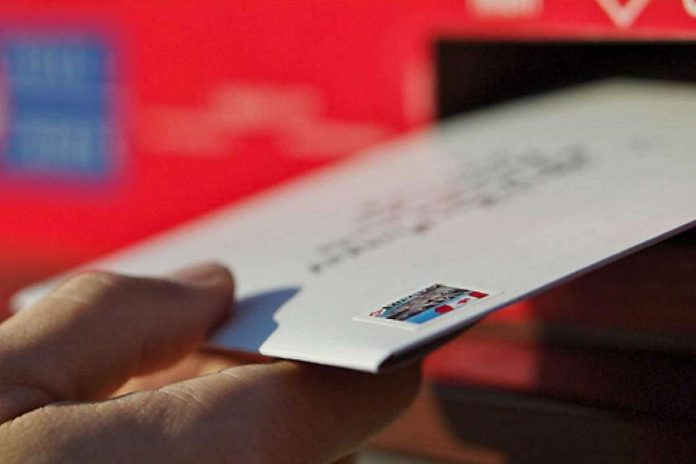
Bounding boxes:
[435,39,696,244]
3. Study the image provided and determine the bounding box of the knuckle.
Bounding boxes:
[56,271,184,305]
[63,270,132,296]
[37,271,128,313]
[123,388,210,441]
[153,386,212,419]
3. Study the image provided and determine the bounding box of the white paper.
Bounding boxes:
[13,80,696,372]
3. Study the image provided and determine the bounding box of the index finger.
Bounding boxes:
[138,362,421,463]
[2,361,420,464]
[0,263,234,422]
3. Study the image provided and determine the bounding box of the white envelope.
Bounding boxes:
[12,80,696,373]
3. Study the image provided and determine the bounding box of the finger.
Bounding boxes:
[115,348,274,396]
[113,349,246,395]
[0,262,234,422]
[1,362,420,464]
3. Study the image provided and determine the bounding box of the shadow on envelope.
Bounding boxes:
[212,286,300,350]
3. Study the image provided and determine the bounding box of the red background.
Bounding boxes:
[1,1,695,385]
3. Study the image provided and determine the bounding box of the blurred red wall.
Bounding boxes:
[1,0,695,328]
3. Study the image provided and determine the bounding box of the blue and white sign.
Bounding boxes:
[1,33,116,179]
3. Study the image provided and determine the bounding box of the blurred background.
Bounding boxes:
[1,1,696,462]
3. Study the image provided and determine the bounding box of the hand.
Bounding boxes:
[0,263,420,463]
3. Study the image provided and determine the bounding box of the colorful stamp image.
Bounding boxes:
[368,284,494,325]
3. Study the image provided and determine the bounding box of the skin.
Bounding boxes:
[0,262,420,464]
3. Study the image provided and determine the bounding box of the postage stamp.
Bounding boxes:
[355,284,498,329]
